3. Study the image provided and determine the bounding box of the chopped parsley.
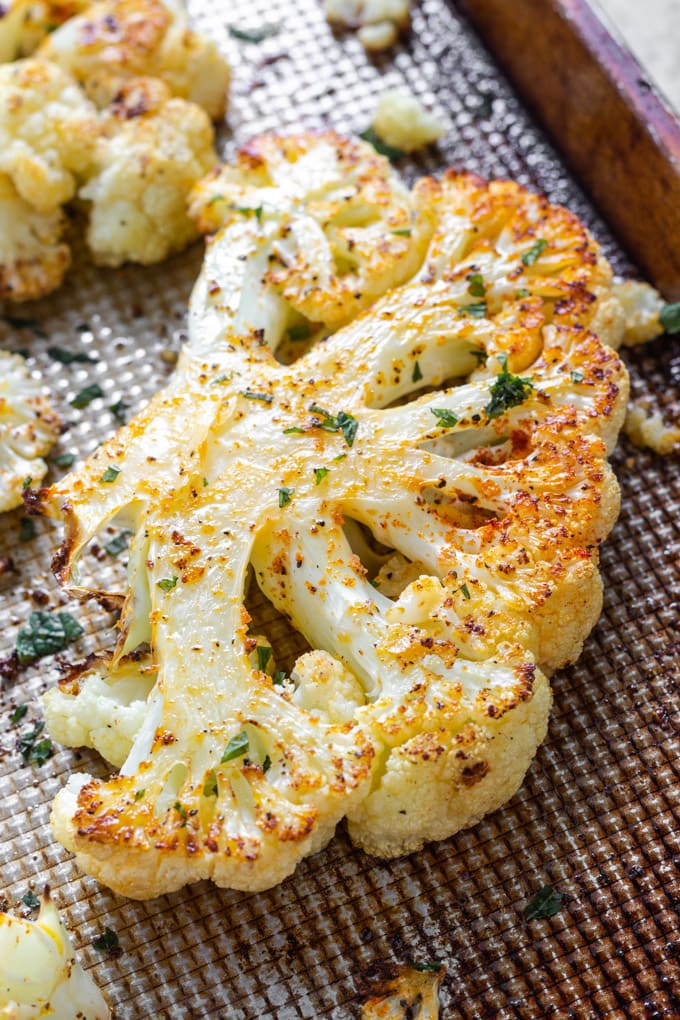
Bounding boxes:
[256,645,272,671]
[21,890,40,910]
[515,288,530,299]
[110,399,129,423]
[229,203,263,223]
[412,360,423,383]
[47,346,97,364]
[241,390,273,403]
[466,272,485,297]
[22,476,32,490]
[392,228,412,237]
[524,884,564,920]
[431,408,459,428]
[19,517,36,542]
[283,426,304,435]
[18,721,53,766]
[460,583,471,599]
[288,323,311,342]
[660,302,680,334]
[134,788,145,801]
[458,301,487,318]
[314,466,329,485]
[262,754,272,774]
[104,530,131,557]
[211,374,231,385]
[228,24,280,43]
[174,801,188,825]
[521,238,548,266]
[308,404,359,447]
[221,731,249,763]
[470,348,488,365]
[207,193,224,205]
[407,960,443,973]
[278,486,294,508]
[16,610,83,665]
[52,452,76,469]
[359,128,404,163]
[100,466,120,483]
[92,927,121,956]
[71,384,103,409]
[203,770,218,798]
[571,370,584,383]
[10,704,28,725]
[272,670,287,686]
[157,576,178,592]
[485,355,534,419]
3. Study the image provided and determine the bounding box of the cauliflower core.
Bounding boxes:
[0,888,110,1019]
[0,350,60,511]
[41,133,630,899]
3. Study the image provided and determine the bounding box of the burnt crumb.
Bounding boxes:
[30,590,50,606]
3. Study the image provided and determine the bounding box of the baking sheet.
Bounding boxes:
[1,0,679,1016]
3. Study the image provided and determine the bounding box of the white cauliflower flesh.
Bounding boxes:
[0,172,70,301]
[80,77,217,266]
[624,401,680,455]
[0,889,110,1019]
[324,0,411,51]
[0,351,60,512]
[372,88,446,152]
[37,0,230,117]
[0,0,89,63]
[40,138,630,898]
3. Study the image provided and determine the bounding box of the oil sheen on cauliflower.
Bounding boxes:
[0,889,110,1019]
[0,351,60,512]
[81,77,217,265]
[37,0,230,117]
[40,133,631,899]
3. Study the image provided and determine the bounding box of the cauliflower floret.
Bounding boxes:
[290,650,366,724]
[0,0,89,62]
[624,401,680,456]
[0,889,110,1019]
[38,0,230,118]
[0,58,99,214]
[0,350,60,512]
[360,962,445,1019]
[324,0,410,51]
[611,280,666,346]
[80,77,217,265]
[372,88,446,153]
[0,173,70,301]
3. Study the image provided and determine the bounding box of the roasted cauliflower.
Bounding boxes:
[37,0,230,118]
[0,350,60,512]
[372,88,446,152]
[39,134,630,899]
[0,173,70,301]
[324,0,411,51]
[0,888,110,1019]
[0,0,89,63]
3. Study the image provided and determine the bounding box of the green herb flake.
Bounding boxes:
[228,24,280,43]
[47,346,97,364]
[333,453,347,462]
[92,927,121,956]
[157,576,178,593]
[337,410,359,447]
[571,370,584,383]
[104,530,132,557]
[272,670,287,686]
[314,466,329,485]
[100,466,120,483]
[470,348,488,365]
[21,890,40,910]
[524,885,564,920]
[174,801,188,825]
[392,228,412,237]
[203,770,218,798]
[412,360,423,383]
[431,408,459,429]
[521,238,548,266]
[466,272,485,297]
[134,788,145,801]
[207,193,224,205]
[407,960,443,973]
[262,754,272,774]
[1,315,40,330]
[283,426,305,435]
[18,721,53,766]
[229,204,264,223]
[19,517,36,543]
[241,390,273,403]
[256,645,272,671]
[288,323,311,342]
[515,288,530,299]
[485,356,534,419]
[71,384,103,409]
[203,477,209,487]
[221,731,249,763]
[460,582,471,599]
[211,374,231,385]
[10,704,28,725]
[16,610,83,665]
[458,301,487,318]
[660,302,680,334]
[110,399,129,424]
[52,452,76,469]
[22,476,32,490]
[278,486,294,508]
[359,128,404,163]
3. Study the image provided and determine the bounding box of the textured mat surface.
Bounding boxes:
[0,1,678,1017]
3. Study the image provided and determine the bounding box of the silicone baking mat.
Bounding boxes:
[1,0,678,1016]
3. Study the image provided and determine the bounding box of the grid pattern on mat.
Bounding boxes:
[0,0,678,1017]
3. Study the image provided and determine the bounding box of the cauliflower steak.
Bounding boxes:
[39,133,629,898]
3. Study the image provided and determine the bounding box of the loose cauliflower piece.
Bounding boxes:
[37,0,230,118]
[324,0,410,51]
[80,77,217,266]
[0,888,110,1019]
[0,1,89,63]
[360,962,445,1019]
[372,88,446,152]
[0,173,70,301]
[0,351,60,512]
[40,144,630,896]
[0,58,99,214]
[624,401,680,455]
